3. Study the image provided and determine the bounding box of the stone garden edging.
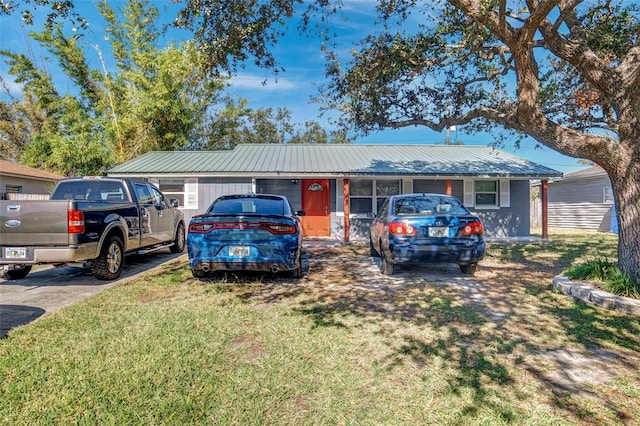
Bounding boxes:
[552,276,640,315]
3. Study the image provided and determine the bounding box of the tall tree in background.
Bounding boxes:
[0,0,225,174]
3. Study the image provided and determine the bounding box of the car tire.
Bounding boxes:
[91,235,124,280]
[170,222,186,253]
[4,265,32,280]
[192,269,207,279]
[369,238,379,257]
[380,247,395,275]
[460,263,477,275]
[288,250,303,278]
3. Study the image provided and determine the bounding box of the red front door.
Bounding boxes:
[301,179,330,237]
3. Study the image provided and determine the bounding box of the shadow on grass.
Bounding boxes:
[198,240,638,423]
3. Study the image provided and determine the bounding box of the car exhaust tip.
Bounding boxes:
[270,264,280,273]
[201,264,210,273]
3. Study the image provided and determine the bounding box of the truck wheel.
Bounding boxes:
[91,235,124,280]
[4,265,32,280]
[170,223,186,253]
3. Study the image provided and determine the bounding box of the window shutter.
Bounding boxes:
[463,180,474,207]
[500,179,510,207]
[184,178,198,209]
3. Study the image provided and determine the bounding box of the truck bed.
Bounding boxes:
[0,199,73,246]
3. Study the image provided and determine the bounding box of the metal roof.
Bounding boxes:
[108,144,562,178]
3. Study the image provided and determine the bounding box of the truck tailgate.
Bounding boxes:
[1,200,72,246]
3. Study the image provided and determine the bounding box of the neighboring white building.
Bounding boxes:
[546,165,615,232]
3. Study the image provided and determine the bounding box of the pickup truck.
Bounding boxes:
[1,176,185,280]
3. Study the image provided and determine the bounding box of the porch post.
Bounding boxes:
[445,179,452,195]
[541,179,549,240]
[343,178,350,242]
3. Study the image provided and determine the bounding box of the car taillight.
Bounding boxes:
[462,221,483,235]
[68,209,85,234]
[189,222,215,233]
[188,221,296,234]
[263,224,296,234]
[389,222,416,236]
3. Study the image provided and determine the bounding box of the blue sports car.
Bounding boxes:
[187,194,304,278]
[369,193,485,275]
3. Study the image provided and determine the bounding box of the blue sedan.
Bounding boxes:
[187,194,304,278]
[369,193,485,275]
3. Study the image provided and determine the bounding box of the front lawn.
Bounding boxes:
[1,232,638,425]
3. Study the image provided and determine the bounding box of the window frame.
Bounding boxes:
[349,178,401,216]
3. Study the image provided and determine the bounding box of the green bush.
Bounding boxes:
[565,259,640,299]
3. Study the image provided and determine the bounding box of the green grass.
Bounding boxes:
[565,259,640,299]
[1,232,639,425]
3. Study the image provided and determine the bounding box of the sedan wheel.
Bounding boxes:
[380,247,395,275]
[459,263,477,275]
[369,238,379,257]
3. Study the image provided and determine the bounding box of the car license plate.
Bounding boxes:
[228,246,250,257]
[428,226,449,237]
[6,247,27,259]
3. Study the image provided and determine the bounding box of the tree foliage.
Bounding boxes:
[0,0,335,174]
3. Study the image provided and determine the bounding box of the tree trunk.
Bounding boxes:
[609,163,640,284]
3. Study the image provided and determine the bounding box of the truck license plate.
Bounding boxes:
[228,246,250,257]
[428,226,449,237]
[6,247,27,259]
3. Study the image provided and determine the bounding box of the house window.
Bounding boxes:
[475,180,498,207]
[155,178,198,209]
[5,185,22,193]
[349,179,401,214]
[603,187,614,204]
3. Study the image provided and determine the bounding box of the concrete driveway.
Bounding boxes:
[0,250,186,337]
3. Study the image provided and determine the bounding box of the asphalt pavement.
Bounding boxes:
[0,249,186,338]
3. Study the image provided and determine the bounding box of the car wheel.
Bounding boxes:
[91,235,124,280]
[170,222,186,253]
[380,247,395,275]
[369,238,379,257]
[192,269,207,279]
[4,265,32,280]
[460,263,477,275]
[288,250,303,278]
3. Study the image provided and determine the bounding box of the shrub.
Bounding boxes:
[565,259,640,299]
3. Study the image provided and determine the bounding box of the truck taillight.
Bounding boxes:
[462,221,483,235]
[68,209,85,234]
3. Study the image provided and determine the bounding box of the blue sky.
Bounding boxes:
[0,0,592,174]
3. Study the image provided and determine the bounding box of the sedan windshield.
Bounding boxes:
[209,197,286,215]
[393,196,469,215]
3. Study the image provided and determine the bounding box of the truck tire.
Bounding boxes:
[4,265,32,280]
[170,222,186,253]
[91,235,124,280]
